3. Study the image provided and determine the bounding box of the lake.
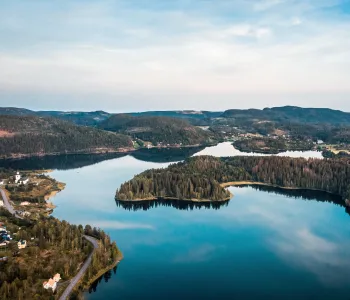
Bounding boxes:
[3,143,349,299]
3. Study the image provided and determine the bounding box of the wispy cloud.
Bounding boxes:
[0,0,349,111]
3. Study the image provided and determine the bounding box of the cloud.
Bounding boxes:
[0,0,349,111]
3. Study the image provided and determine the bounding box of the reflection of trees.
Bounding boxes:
[115,199,229,211]
[237,184,350,216]
[0,153,127,170]
[131,146,205,163]
[0,146,205,170]
[88,265,119,294]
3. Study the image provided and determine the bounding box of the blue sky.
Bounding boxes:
[0,0,350,112]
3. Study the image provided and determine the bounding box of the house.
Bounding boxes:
[43,273,60,292]
[18,240,27,249]
[0,200,3,207]
[53,273,61,282]
[0,179,4,185]
[43,279,57,291]
[15,172,21,184]
[18,177,29,185]
[20,201,31,206]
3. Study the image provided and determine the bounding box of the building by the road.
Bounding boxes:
[43,273,61,292]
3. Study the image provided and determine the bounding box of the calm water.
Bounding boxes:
[3,143,349,299]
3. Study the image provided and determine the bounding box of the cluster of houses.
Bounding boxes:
[0,172,30,186]
[0,223,28,250]
[0,223,12,247]
[43,273,61,292]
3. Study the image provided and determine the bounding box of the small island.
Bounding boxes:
[116,156,350,204]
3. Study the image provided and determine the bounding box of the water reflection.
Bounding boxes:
[0,146,205,170]
[115,199,229,211]
[131,146,205,163]
[194,142,323,159]
[0,142,323,171]
[244,184,350,216]
[0,152,127,170]
[88,265,119,294]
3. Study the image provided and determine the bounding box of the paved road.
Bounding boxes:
[0,188,22,218]
[59,235,99,300]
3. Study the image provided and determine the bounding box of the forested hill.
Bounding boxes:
[0,115,133,159]
[116,156,350,202]
[0,107,111,126]
[99,114,216,146]
[222,106,350,124]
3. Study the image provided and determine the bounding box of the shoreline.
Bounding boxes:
[82,253,124,290]
[0,143,219,161]
[116,181,343,203]
[116,192,233,203]
[220,181,344,199]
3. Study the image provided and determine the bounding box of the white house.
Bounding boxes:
[18,177,29,185]
[0,179,4,185]
[0,200,3,207]
[53,273,61,282]
[15,172,21,184]
[43,279,57,291]
[43,273,61,292]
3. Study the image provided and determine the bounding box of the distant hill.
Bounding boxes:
[0,107,111,126]
[128,110,223,119]
[99,114,216,146]
[222,106,350,124]
[0,115,133,159]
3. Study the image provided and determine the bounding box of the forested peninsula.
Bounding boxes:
[116,156,350,202]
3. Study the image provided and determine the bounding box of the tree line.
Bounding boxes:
[116,156,350,202]
[0,209,120,300]
[0,115,133,159]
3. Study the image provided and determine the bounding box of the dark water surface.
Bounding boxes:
[2,144,348,299]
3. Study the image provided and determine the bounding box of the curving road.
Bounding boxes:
[1,187,100,299]
[0,188,22,219]
[59,235,99,300]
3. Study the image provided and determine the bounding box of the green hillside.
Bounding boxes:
[0,115,133,159]
[99,114,216,146]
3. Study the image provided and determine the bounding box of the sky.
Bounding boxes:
[0,0,350,112]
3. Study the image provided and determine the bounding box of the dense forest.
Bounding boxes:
[0,115,133,158]
[233,137,314,154]
[99,114,216,146]
[0,209,121,300]
[116,156,350,202]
